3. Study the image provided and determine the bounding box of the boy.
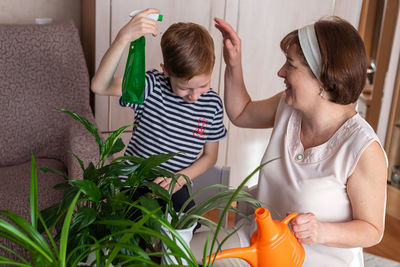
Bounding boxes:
[91,8,227,212]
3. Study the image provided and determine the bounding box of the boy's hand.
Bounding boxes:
[117,8,160,44]
[214,17,242,68]
[153,176,186,194]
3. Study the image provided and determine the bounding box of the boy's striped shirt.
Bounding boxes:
[120,69,227,178]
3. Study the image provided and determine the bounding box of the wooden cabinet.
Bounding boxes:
[358,0,399,132]
[82,0,363,187]
[358,0,400,220]
[385,58,400,220]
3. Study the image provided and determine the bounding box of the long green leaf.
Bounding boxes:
[141,206,197,265]
[0,243,29,264]
[59,189,82,267]
[0,257,30,267]
[101,125,132,165]
[58,108,103,149]
[137,153,178,177]
[72,152,85,171]
[185,190,257,218]
[0,219,54,263]
[97,162,141,177]
[0,210,55,256]
[111,155,145,164]
[102,218,196,266]
[205,158,278,266]
[30,154,38,230]
[40,167,69,180]
[108,137,125,156]
[143,181,170,202]
[83,162,97,181]
[176,184,229,216]
[38,212,59,259]
[173,187,257,230]
[71,179,101,202]
[70,206,97,232]
[104,208,161,265]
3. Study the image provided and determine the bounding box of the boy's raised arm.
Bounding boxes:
[91,8,160,96]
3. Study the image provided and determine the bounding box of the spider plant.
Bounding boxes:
[0,154,83,266]
[202,158,277,266]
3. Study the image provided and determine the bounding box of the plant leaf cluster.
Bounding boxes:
[0,109,270,267]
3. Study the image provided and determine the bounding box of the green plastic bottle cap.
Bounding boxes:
[158,14,163,21]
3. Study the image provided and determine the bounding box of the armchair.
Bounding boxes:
[0,21,98,258]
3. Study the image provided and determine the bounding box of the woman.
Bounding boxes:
[214,16,387,266]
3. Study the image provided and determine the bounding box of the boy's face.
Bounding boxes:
[169,73,211,103]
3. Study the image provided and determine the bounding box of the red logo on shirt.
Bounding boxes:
[193,118,208,138]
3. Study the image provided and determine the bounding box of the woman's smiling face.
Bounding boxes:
[277,45,321,110]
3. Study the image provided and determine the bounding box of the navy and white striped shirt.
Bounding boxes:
[120,69,227,174]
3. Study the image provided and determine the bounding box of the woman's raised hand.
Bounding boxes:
[214,18,242,68]
[117,8,160,44]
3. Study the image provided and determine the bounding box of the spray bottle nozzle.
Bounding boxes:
[129,10,163,21]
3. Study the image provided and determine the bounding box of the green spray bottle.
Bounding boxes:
[121,10,163,105]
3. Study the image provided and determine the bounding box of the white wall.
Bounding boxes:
[92,0,363,188]
[0,0,81,29]
[221,0,363,187]
[2,0,368,189]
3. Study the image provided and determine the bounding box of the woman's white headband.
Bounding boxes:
[298,24,322,82]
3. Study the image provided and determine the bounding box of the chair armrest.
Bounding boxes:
[63,113,100,180]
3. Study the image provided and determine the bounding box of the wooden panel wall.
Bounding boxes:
[92,0,363,186]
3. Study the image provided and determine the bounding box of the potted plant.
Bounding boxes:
[0,154,271,267]
[0,155,198,266]
[39,109,184,265]
[0,108,272,266]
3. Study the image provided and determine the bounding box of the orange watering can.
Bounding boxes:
[208,207,305,267]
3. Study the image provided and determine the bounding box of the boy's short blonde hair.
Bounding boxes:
[161,22,215,80]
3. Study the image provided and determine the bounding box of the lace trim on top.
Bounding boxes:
[287,110,361,164]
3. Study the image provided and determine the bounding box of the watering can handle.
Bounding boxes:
[281,212,298,225]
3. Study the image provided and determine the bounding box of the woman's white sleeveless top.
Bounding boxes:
[254,95,385,267]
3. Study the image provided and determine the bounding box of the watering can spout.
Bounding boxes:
[209,207,305,267]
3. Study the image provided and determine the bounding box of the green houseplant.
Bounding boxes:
[0,108,271,266]
[0,154,271,267]
[40,109,184,265]
[0,154,83,266]
[0,154,200,266]
[48,109,262,266]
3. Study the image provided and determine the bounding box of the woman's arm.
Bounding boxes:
[154,141,219,193]
[291,141,387,247]
[214,18,282,129]
[91,8,160,96]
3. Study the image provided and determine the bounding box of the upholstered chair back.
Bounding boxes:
[0,21,91,166]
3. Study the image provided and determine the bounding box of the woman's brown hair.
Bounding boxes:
[161,22,215,80]
[280,17,367,104]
